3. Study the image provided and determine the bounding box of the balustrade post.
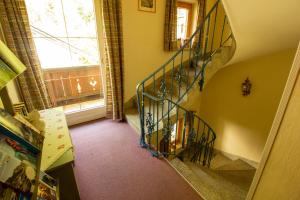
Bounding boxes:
[139,84,147,148]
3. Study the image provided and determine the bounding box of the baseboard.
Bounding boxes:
[214,149,259,169]
[65,106,106,126]
[125,115,140,136]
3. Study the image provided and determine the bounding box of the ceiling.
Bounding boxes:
[222,0,300,63]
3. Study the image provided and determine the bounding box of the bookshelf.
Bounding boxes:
[0,108,59,199]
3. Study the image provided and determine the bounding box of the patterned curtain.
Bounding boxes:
[102,0,124,120]
[192,0,206,49]
[0,0,52,111]
[164,0,178,51]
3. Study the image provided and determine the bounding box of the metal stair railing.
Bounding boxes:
[142,94,216,167]
[136,0,234,166]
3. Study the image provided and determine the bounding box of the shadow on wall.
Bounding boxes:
[198,48,296,162]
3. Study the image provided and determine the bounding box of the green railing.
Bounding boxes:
[136,0,235,166]
[142,94,216,166]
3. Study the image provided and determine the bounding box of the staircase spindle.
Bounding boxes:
[210,2,219,53]
[182,112,187,149]
[140,83,146,147]
[153,75,155,95]
[196,119,200,141]
[204,15,211,63]
[220,15,227,47]
[171,60,175,102]
[174,104,179,154]
[156,99,159,156]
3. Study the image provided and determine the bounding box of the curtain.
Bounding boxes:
[102,0,124,120]
[192,0,206,49]
[0,0,51,111]
[164,0,178,51]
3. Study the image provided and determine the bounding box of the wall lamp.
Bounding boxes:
[242,78,252,96]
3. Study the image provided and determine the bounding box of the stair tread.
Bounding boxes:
[214,169,256,191]
[169,158,248,200]
[209,153,233,169]
[215,159,255,171]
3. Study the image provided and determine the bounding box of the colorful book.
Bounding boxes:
[0,108,43,153]
[37,171,58,200]
[37,181,57,200]
[0,134,38,194]
[0,182,31,200]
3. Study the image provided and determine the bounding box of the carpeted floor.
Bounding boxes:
[70,119,202,200]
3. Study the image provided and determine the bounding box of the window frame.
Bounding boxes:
[177,1,193,39]
[25,0,101,69]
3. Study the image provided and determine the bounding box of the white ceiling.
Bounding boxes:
[222,0,300,63]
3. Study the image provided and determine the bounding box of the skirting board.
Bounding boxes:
[65,106,106,126]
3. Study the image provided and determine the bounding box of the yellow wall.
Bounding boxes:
[122,0,199,102]
[252,48,300,199]
[122,0,176,102]
[198,48,296,162]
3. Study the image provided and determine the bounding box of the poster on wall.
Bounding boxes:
[138,0,156,13]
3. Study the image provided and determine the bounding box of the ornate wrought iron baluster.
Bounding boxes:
[174,66,188,89]
[162,120,174,156]
[174,104,179,154]
[140,84,146,147]
[182,112,187,149]
[211,3,219,53]
[156,99,159,156]
[158,79,168,99]
[170,60,175,102]
[220,15,227,47]
[145,112,155,138]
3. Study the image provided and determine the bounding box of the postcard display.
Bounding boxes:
[0,108,59,200]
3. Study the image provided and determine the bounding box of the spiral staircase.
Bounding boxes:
[125,0,235,167]
[123,1,260,199]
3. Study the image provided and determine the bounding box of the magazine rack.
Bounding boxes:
[0,108,59,199]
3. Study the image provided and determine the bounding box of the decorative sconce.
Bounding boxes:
[242,78,252,96]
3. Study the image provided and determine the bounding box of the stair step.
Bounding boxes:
[125,108,141,134]
[169,158,206,196]
[169,157,249,200]
[186,161,247,200]
[214,159,255,171]
[214,169,256,191]
[209,153,233,170]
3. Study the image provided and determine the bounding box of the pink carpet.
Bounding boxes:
[70,119,203,200]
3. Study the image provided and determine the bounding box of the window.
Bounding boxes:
[177,2,193,40]
[25,0,100,69]
[25,0,105,116]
